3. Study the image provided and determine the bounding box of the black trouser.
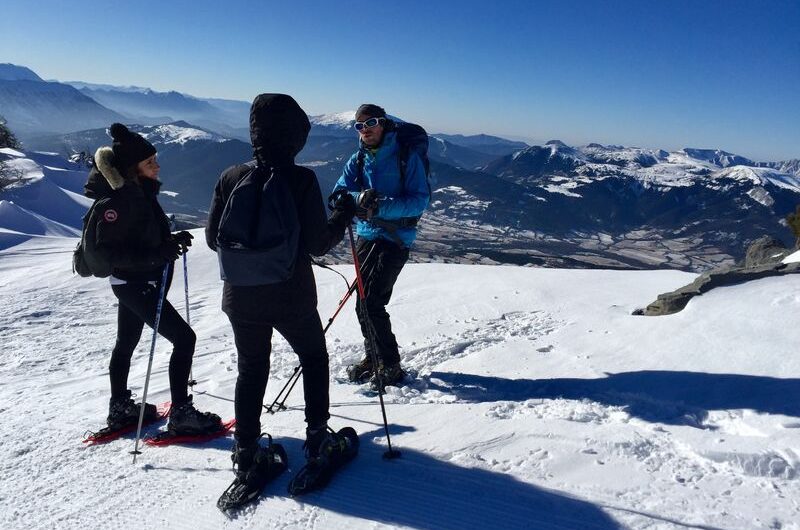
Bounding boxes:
[356,238,409,366]
[229,311,330,447]
[110,276,196,405]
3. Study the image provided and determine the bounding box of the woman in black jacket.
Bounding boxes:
[86,123,221,434]
[207,94,357,503]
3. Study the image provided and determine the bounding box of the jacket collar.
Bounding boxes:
[359,131,398,161]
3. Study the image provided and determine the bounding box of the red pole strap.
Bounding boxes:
[348,225,367,301]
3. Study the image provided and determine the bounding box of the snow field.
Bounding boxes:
[1,234,799,529]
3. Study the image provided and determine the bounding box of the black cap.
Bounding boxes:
[355,104,386,120]
[109,123,156,170]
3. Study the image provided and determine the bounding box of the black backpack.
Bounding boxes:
[215,162,300,286]
[356,120,434,206]
[72,199,113,278]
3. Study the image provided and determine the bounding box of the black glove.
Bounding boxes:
[328,189,354,211]
[173,230,193,253]
[327,190,356,228]
[332,191,356,214]
[355,188,379,220]
[158,240,182,262]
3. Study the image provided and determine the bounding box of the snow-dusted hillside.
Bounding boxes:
[7,129,252,224]
[0,148,91,248]
[141,122,231,146]
[309,111,356,130]
[1,234,798,529]
[488,141,800,196]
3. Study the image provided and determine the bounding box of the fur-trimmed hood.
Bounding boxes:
[93,146,125,190]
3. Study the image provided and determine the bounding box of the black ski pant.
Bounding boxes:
[355,238,409,367]
[109,277,195,405]
[229,311,330,447]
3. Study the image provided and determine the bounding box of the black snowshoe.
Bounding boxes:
[288,426,359,496]
[217,435,288,512]
[167,395,222,435]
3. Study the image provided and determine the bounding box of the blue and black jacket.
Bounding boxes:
[333,130,429,248]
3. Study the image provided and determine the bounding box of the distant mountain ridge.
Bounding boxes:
[0,80,125,138]
[0,63,43,81]
[432,133,529,158]
[0,64,128,137]
[66,82,251,141]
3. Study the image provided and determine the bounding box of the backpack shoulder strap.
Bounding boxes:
[355,150,366,190]
[397,143,410,190]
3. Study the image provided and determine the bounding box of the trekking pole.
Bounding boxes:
[264,245,378,413]
[348,226,400,459]
[183,253,197,388]
[131,263,171,464]
[265,278,359,413]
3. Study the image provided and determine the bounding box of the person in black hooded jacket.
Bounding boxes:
[86,123,222,434]
[206,94,357,495]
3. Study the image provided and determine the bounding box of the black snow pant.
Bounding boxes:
[356,238,409,367]
[229,311,330,447]
[109,272,195,405]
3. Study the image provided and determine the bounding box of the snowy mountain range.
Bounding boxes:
[2,63,799,269]
[4,129,799,270]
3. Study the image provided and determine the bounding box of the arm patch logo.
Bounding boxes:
[103,209,118,222]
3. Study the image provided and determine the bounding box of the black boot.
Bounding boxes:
[346,357,373,383]
[369,362,407,393]
[168,395,222,435]
[107,390,157,430]
[217,435,288,512]
[288,425,359,496]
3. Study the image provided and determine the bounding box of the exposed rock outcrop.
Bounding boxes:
[635,237,800,316]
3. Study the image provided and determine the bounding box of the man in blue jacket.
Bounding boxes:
[333,104,429,391]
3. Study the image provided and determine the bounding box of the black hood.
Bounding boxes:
[249,94,310,167]
[84,166,114,199]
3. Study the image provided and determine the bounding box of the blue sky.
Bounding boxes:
[2,0,798,160]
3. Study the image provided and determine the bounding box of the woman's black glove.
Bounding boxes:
[158,240,182,262]
[173,230,194,253]
[328,190,356,227]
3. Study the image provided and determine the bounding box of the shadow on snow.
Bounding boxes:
[275,426,621,530]
[425,370,800,427]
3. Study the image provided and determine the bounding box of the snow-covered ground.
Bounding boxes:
[1,231,799,529]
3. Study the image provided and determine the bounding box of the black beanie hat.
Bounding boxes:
[109,123,157,170]
[355,104,386,119]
